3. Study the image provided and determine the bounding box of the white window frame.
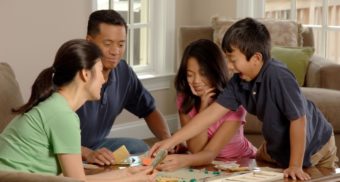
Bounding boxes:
[92,0,175,90]
[237,0,340,62]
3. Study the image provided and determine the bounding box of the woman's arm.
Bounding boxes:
[179,111,208,153]
[58,154,155,182]
[58,154,87,181]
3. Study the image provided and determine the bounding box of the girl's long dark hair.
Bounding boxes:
[175,39,228,114]
[13,39,102,114]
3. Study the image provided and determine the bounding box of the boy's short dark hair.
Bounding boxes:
[221,18,271,62]
[87,10,128,36]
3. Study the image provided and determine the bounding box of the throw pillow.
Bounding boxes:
[211,17,303,48]
[271,46,314,86]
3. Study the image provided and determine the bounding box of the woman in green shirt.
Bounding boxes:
[0,39,155,182]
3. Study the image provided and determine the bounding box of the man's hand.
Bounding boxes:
[283,166,311,181]
[83,147,115,166]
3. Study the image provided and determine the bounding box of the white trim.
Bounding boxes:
[237,0,264,18]
[139,74,175,91]
[148,0,175,75]
[108,114,179,139]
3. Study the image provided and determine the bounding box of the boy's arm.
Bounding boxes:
[149,102,229,156]
[179,111,208,153]
[284,115,311,181]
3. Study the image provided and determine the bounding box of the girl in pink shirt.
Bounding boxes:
[158,39,256,171]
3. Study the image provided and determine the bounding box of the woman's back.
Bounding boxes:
[0,93,80,175]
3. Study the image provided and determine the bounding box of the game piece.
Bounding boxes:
[151,149,168,168]
[142,157,153,166]
[112,145,130,164]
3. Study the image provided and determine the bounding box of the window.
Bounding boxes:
[94,0,175,78]
[265,0,340,64]
[237,0,340,64]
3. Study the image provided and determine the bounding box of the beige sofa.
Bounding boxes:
[178,21,340,160]
[0,62,81,182]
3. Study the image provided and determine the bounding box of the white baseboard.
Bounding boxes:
[108,114,179,139]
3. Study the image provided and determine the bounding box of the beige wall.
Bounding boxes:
[0,0,237,127]
[0,0,91,100]
[176,0,236,26]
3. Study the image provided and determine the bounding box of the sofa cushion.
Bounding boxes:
[211,17,303,48]
[301,87,340,133]
[271,46,314,86]
[0,63,24,133]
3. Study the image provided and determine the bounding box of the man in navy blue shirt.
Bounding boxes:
[77,10,172,166]
[149,18,337,181]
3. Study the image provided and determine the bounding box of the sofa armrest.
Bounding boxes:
[305,55,340,91]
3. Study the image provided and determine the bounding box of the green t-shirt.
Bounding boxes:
[0,93,80,175]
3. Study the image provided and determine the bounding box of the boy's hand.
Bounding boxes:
[283,166,311,181]
[148,139,174,157]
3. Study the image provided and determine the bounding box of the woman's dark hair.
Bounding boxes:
[221,17,271,62]
[87,9,128,36]
[13,39,102,114]
[175,39,228,114]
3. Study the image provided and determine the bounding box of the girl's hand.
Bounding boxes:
[199,88,216,111]
[157,154,189,171]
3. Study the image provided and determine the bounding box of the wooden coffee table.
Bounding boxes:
[84,158,340,182]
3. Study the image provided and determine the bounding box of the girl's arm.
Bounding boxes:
[159,119,241,171]
[179,111,208,153]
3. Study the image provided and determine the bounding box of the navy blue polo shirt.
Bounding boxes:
[216,59,332,167]
[77,60,155,148]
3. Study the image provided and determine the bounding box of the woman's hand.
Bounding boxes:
[123,166,157,182]
[157,154,189,171]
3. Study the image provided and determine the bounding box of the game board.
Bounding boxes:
[156,168,227,182]
[207,171,284,182]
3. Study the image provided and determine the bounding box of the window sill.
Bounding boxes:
[138,73,176,91]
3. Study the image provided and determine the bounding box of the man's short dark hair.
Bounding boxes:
[87,9,128,36]
[221,18,271,62]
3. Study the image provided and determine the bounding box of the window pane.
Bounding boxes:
[265,0,291,20]
[97,0,110,9]
[312,28,323,56]
[133,0,148,23]
[326,30,340,63]
[296,0,323,25]
[132,27,148,66]
[328,0,340,26]
[113,0,129,23]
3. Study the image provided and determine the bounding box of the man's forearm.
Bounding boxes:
[145,109,171,140]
